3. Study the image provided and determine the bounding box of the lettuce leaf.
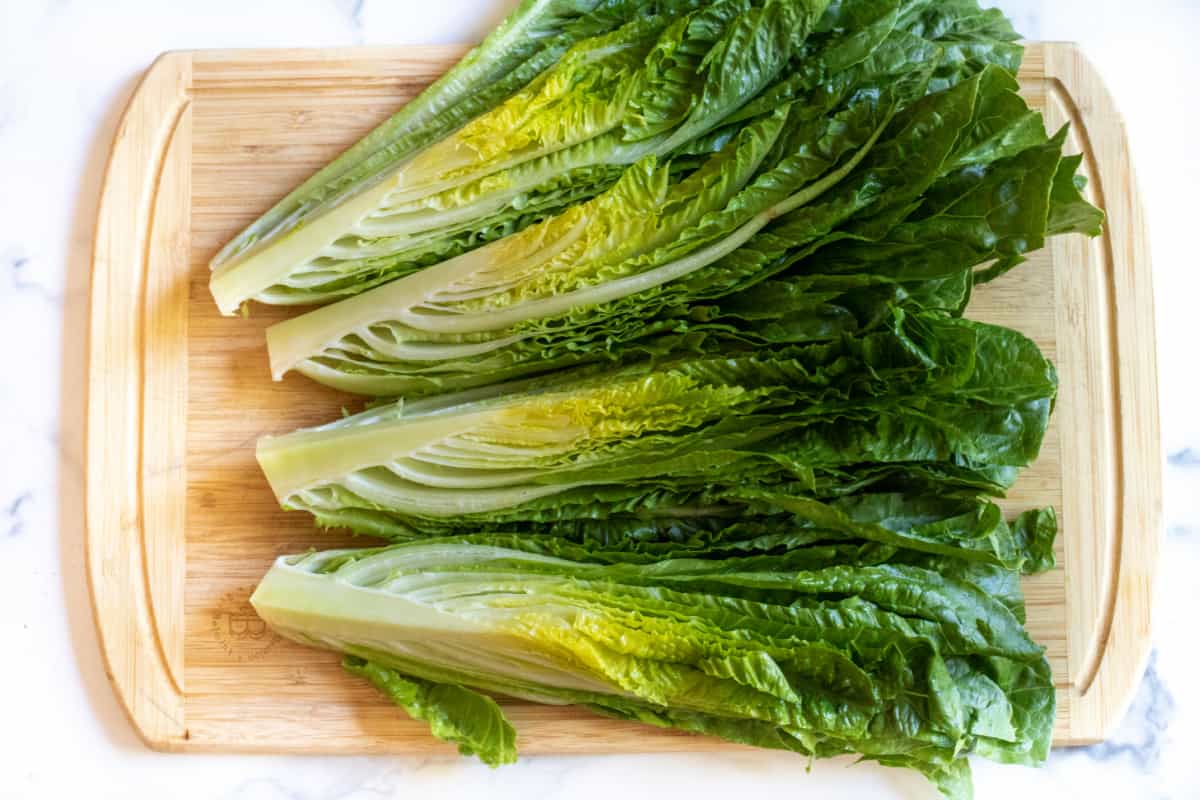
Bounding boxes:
[266,62,1099,397]
[209,0,828,314]
[343,656,517,766]
[257,310,1056,542]
[237,5,1077,796]
[252,535,1056,798]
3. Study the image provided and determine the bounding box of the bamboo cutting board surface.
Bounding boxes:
[86,43,1161,755]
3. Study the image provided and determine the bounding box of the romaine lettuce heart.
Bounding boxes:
[210,0,827,314]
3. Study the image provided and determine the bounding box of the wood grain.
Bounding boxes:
[86,43,1160,755]
[87,51,191,747]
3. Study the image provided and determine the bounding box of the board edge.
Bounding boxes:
[86,50,194,752]
[1041,43,1162,746]
[90,41,1160,756]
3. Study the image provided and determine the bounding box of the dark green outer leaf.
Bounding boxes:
[343,655,518,766]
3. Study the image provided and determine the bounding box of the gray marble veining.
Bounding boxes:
[5,492,31,538]
[1080,652,1176,771]
[1167,449,1199,467]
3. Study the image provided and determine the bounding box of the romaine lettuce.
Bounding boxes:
[257,310,1057,541]
[234,4,1098,795]
[252,531,1055,797]
[209,0,830,314]
[264,65,1099,397]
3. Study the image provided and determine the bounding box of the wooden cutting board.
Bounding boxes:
[86,43,1160,755]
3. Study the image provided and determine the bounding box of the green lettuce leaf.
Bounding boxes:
[209,0,828,314]
[257,310,1056,540]
[343,656,517,766]
[212,0,681,272]
[252,536,1055,798]
[267,60,1098,398]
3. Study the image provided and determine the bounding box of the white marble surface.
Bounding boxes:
[0,1,1196,797]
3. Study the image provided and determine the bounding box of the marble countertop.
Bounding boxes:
[0,1,1195,797]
